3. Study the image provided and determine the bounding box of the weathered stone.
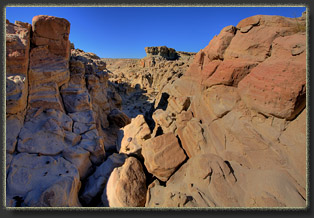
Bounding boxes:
[107,108,131,128]
[177,118,207,158]
[6,115,24,154]
[17,109,73,155]
[68,110,96,124]
[6,20,31,76]
[28,82,65,112]
[80,153,127,205]
[32,15,71,59]
[78,136,105,165]
[6,75,28,114]
[6,153,81,207]
[203,85,240,118]
[202,60,258,88]
[61,88,92,113]
[204,25,237,61]
[102,157,147,207]
[238,33,306,120]
[145,46,178,60]
[73,122,96,135]
[6,153,13,176]
[142,132,187,181]
[117,114,151,157]
[29,46,70,87]
[62,146,92,179]
[224,15,303,62]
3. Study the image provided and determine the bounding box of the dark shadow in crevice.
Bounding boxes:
[155,92,169,111]
[155,126,164,137]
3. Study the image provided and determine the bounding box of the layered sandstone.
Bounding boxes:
[5,16,127,207]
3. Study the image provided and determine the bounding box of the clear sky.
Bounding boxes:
[6,6,306,58]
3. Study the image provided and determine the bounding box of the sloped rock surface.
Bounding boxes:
[146,154,305,207]
[238,33,306,120]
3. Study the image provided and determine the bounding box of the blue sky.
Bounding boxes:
[6,7,306,58]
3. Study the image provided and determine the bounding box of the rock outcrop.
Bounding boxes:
[143,13,307,207]
[5,15,127,207]
[6,12,307,208]
[145,46,178,60]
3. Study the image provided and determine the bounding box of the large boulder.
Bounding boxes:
[102,157,147,207]
[142,132,187,181]
[224,15,305,62]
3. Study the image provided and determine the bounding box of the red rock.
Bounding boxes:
[202,59,258,87]
[224,15,304,62]
[203,25,237,60]
[32,15,71,59]
[238,33,306,120]
[185,25,236,83]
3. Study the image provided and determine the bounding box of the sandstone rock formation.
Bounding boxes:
[6,12,307,208]
[143,13,307,208]
[5,15,127,207]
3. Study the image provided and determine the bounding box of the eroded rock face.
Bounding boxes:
[32,15,71,59]
[238,33,306,120]
[116,114,151,157]
[6,20,31,115]
[6,15,125,208]
[146,154,305,207]
[6,153,81,207]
